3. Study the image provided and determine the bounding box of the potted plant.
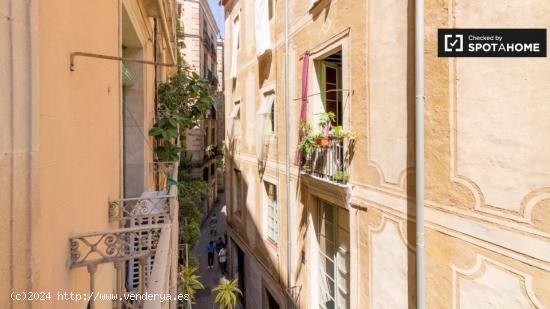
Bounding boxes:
[298,133,318,157]
[317,111,336,132]
[315,133,330,148]
[212,278,242,309]
[333,171,349,184]
[178,266,204,308]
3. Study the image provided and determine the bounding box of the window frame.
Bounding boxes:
[230,14,240,79]
[230,100,241,137]
[263,181,279,247]
[258,92,276,136]
[233,169,243,217]
[316,199,350,308]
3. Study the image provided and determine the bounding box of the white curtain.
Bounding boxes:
[254,0,271,57]
[256,94,274,161]
[230,16,240,79]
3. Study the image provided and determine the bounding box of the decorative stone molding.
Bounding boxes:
[0,1,39,306]
[452,254,544,309]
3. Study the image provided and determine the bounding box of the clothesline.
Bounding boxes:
[292,89,352,101]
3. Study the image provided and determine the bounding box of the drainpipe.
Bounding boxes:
[283,0,293,307]
[156,0,177,64]
[415,0,425,308]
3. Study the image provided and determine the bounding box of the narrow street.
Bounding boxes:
[194,193,228,308]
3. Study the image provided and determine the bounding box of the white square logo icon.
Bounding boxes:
[444,34,463,52]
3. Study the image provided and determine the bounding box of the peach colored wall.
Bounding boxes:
[36,0,120,307]
[1,0,177,308]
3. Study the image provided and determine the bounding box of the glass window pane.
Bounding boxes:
[320,236,335,258]
[338,229,349,253]
[337,270,348,294]
[319,273,335,300]
[320,221,334,240]
[320,255,335,279]
[337,289,348,309]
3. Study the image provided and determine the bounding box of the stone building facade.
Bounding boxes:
[1,0,180,308]
[222,0,550,308]
[178,0,223,213]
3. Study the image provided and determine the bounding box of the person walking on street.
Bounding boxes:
[218,246,227,275]
[207,240,217,269]
[209,214,218,237]
[216,237,224,252]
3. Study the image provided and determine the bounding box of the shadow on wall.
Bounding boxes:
[224,123,301,308]
[258,51,272,89]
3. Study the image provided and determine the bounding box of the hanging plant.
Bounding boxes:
[149,69,215,162]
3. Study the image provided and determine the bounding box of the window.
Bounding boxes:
[230,15,240,78]
[233,169,242,215]
[317,200,350,309]
[263,182,278,246]
[320,51,343,126]
[257,93,275,134]
[230,101,241,137]
[210,164,215,176]
[210,127,216,144]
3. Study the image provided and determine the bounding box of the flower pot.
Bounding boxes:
[316,136,330,148]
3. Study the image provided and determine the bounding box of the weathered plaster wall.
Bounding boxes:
[2,0,173,307]
[224,0,550,308]
[36,1,120,307]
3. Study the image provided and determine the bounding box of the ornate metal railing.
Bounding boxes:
[69,225,163,268]
[109,195,175,224]
[69,225,170,309]
[302,137,354,184]
[67,160,180,309]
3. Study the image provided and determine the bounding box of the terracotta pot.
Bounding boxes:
[316,136,330,147]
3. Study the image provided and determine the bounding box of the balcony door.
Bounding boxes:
[122,6,146,198]
[317,199,350,309]
[321,51,343,126]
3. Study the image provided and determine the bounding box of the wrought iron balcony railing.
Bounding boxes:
[69,225,164,268]
[109,194,175,225]
[68,161,180,309]
[302,136,354,184]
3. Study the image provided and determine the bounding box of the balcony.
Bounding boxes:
[69,161,179,309]
[206,70,218,86]
[301,135,355,185]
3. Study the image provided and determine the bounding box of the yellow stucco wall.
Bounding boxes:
[224,0,550,308]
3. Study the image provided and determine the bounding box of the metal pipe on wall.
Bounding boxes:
[156,0,177,64]
[283,0,293,307]
[415,0,426,308]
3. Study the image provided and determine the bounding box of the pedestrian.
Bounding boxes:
[216,236,224,252]
[207,240,217,269]
[209,214,218,237]
[224,231,227,246]
[218,246,227,275]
